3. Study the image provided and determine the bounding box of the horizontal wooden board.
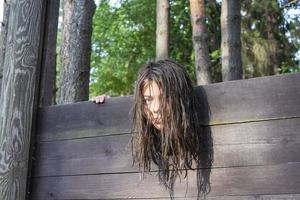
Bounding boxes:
[29,194,300,200]
[36,72,300,141]
[33,118,300,177]
[31,162,300,199]
[201,72,300,125]
[31,73,300,199]
[36,96,133,141]
[131,194,300,200]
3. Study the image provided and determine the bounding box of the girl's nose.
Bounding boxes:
[152,108,160,114]
[150,99,160,114]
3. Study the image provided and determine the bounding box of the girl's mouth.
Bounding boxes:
[152,118,162,130]
[153,118,161,124]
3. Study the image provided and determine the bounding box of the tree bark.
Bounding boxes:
[156,0,169,61]
[58,0,96,104]
[265,9,279,75]
[190,0,212,85]
[39,0,60,107]
[221,0,242,81]
[0,0,11,93]
[0,0,47,199]
[208,0,220,52]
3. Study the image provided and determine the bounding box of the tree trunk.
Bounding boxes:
[190,0,212,85]
[265,10,279,75]
[58,0,96,104]
[39,0,60,107]
[208,0,220,52]
[156,0,169,61]
[221,0,242,81]
[0,0,11,93]
[0,0,47,199]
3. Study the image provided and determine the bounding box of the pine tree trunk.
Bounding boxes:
[190,0,212,85]
[0,0,11,93]
[0,0,47,199]
[156,0,169,61]
[208,0,221,52]
[265,10,279,75]
[221,0,242,81]
[58,0,96,104]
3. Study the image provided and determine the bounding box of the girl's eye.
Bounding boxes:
[144,99,151,103]
[143,98,152,104]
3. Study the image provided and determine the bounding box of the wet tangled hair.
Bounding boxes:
[131,59,213,199]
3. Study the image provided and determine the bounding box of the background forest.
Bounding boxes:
[55,0,300,98]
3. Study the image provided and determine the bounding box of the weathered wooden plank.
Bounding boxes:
[36,96,133,141]
[33,141,300,177]
[0,0,11,91]
[133,194,300,200]
[33,71,300,198]
[31,162,300,199]
[33,118,300,177]
[36,72,300,141]
[0,0,47,199]
[202,72,300,125]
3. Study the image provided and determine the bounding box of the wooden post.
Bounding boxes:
[0,0,47,199]
[0,0,11,92]
[39,0,60,107]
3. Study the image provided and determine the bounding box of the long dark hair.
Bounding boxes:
[131,59,212,199]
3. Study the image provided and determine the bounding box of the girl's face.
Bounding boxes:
[142,81,162,130]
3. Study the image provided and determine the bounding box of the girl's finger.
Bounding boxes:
[91,95,107,104]
[100,96,105,103]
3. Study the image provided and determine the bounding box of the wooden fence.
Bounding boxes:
[30,72,300,199]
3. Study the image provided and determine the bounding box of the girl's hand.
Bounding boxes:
[91,95,108,104]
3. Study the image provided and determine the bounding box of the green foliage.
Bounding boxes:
[169,0,194,82]
[206,0,222,82]
[90,0,224,96]
[241,0,300,77]
[90,0,156,97]
[169,0,222,83]
[89,0,299,96]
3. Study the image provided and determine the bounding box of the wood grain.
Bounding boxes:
[131,194,300,200]
[33,118,300,177]
[201,72,300,125]
[0,0,47,199]
[31,162,300,199]
[39,0,60,107]
[36,72,300,141]
[36,96,133,141]
[0,0,11,91]
[32,73,300,199]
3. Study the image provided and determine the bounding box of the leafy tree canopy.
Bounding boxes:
[90,0,299,96]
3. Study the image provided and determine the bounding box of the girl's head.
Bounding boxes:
[132,59,205,197]
[135,59,194,131]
